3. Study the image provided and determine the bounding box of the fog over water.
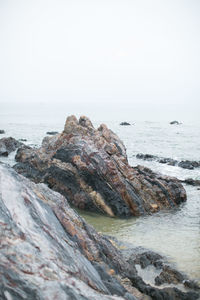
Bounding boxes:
[0,0,200,121]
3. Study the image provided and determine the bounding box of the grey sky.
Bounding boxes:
[0,0,200,121]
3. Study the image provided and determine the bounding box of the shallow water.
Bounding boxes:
[0,113,199,282]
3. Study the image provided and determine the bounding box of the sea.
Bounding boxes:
[0,111,199,284]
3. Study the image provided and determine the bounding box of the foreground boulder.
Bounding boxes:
[0,163,198,300]
[14,115,186,217]
[0,163,136,299]
[0,137,22,156]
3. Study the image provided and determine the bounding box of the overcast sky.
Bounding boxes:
[0,0,200,121]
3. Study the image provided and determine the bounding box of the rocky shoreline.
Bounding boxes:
[0,116,199,299]
[0,163,199,299]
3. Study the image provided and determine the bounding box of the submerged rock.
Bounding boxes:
[0,137,22,156]
[120,122,131,126]
[0,129,5,134]
[14,115,186,217]
[0,163,198,300]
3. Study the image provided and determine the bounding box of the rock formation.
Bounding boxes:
[0,163,198,300]
[0,137,22,156]
[14,115,186,217]
[46,131,59,135]
[136,153,200,170]
[120,122,131,126]
[170,121,181,125]
[0,129,5,134]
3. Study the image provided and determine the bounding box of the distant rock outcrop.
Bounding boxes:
[46,131,59,135]
[0,163,199,300]
[170,121,181,125]
[14,115,186,217]
[0,129,5,134]
[0,137,22,156]
[136,153,200,170]
[120,122,131,126]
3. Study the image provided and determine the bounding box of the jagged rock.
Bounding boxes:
[14,115,186,217]
[0,163,198,300]
[0,129,5,134]
[46,131,59,135]
[0,163,137,300]
[170,121,181,125]
[0,137,22,156]
[120,122,131,126]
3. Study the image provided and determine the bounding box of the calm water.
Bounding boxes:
[0,113,200,283]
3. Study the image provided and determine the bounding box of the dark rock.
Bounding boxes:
[129,251,163,269]
[155,266,185,286]
[158,158,178,166]
[136,154,157,161]
[136,153,200,170]
[170,121,181,125]
[0,137,22,156]
[19,138,27,142]
[182,178,200,186]
[14,115,186,217]
[136,154,178,166]
[46,131,59,135]
[120,122,131,126]
[0,129,5,134]
[184,280,200,290]
[178,160,200,170]
[128,275,199,300]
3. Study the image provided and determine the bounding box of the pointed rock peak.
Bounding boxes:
[63,115,78,134]
[98,124,108,132]
[79,116,94,129]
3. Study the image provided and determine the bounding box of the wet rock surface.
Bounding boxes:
[14,115,186,217]
[0,163,199,300]
[109,237,200,300]
[136,153,200,170]
[0,137,22,156]
[0,163,133,299]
